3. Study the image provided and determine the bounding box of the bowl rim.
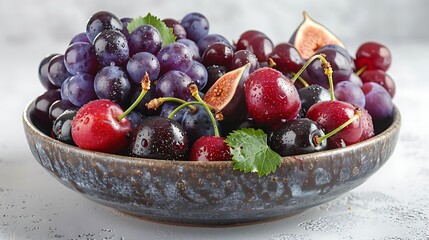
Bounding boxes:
[23,99,401,168]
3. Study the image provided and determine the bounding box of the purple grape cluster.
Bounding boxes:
[36,10,396,156]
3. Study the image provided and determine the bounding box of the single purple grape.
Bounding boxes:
[47,54,72,87]
[69,32,90,45]
[94,66,131,106]
[156,70,192,100]
[126,52,160,84]
[66,73,97,107]
[361,82,393,121]
[156,42,194,74]
[64,42,98,75]
[176,38,201,61]
[48,99,75,121]
[128,24,162,56]
[38,54,58,90]
[180,12,209,42]
[86,11,123,43]
[185,61,208,90]
[93,30,129,67]
[34,89,61,132]
[334,81,365,108]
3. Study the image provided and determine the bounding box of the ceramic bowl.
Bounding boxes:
[23,100,401,225]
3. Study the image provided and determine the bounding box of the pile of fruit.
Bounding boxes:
[34,11,395,176]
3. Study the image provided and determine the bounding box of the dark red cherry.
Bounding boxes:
[355,42,392,71]
[189,136,231,161]
[244,67,301,127]
[306,100,363,149]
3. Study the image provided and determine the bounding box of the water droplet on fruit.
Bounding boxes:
[141,138,149,147]
[83,117,90,124]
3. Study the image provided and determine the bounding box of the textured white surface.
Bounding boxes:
[1,0,429,239]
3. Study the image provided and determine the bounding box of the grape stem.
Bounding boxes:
[146,97,197,112]
[290,54,335,101]
[314,110,361,145]
[291,72,309,87]
[167,101,202,119]
[117,72,150,121]
[188,83,220,137]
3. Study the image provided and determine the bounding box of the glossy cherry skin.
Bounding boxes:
[189,136,231,161]
[298,84,331,117]
[129,116,188,160]
[359,107,375,141]
[306,100,363,149]
[244,67,301,127]
[71,99,132,153]
[268,118,327,156]
[355,42,392,71]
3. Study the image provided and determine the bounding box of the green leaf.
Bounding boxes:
[127,13,176,47]
[225,128,282,177]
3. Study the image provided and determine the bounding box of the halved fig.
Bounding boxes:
[203,64,250,126]
[290,12,345,59]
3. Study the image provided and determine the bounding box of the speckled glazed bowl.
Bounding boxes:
[23,100,401,225]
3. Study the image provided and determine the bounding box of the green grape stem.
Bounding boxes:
[117,73,151,121]
[146,97,197,113]
[167,101,202,120]
[188,83,220,137]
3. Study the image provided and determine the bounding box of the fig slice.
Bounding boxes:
[290,12,345,59]
[203,64,250,126]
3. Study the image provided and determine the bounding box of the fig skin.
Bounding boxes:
[289,12,345,59]
[203,64,250,127]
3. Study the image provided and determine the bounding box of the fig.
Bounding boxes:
[203,64,250,126]
[289,12,345,59]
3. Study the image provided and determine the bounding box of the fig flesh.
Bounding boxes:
[203,64,250,126]
[290,12,345,59]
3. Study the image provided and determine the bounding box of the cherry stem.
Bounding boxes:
[188,83,220,137]
[314,110,361,145]
[167,101,202,120]
[146,97,197,112]
[117,73,150,121]
[291,72,309,87]
[355,65,367,76]
[290,54,334,100]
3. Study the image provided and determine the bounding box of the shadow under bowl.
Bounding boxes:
[23,100,401,225]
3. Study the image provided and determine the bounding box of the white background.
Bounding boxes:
[1,0,429,239]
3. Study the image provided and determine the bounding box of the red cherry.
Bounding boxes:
[244,67,301,127]
[189,136,231,161]
[71,99,132,153]
[359,107,375,141]
[306,100,363,149]
[355,42,392,72]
